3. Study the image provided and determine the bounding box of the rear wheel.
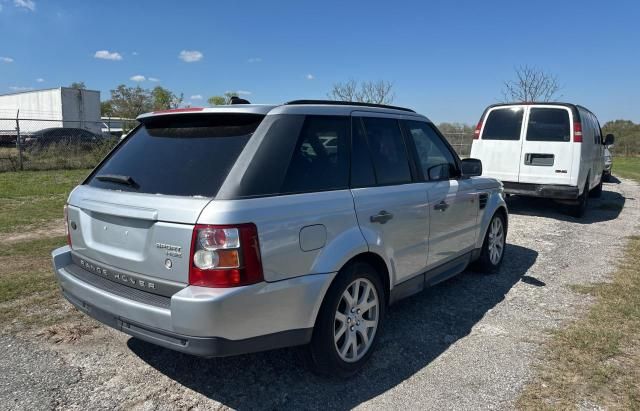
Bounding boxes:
[472,212,506,273]
[569,181,589,217]
[303,262,385,378]
[589,174,603,198]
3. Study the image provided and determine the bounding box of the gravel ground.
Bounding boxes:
[1,178,639,411]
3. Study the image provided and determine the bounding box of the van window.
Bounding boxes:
[86,114,264,197]
[361,117,412,185]
[404,121,458,180]
[526,108,571,142]
[280,116,349,193]
[482,107,523,140]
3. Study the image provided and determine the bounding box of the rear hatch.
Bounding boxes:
[518,105,575,185]
[67,112,265,288]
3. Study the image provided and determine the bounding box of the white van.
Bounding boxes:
[470,103,614,217]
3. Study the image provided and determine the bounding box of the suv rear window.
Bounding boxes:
[482,107,524,140]
[526,108,570,142]
[86,114,264,197]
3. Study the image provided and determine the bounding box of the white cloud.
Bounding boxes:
[190,95,203,100]
[132,51,138,56]
[179,50,203,63]
[0,4,3,12]
[36,78,44,82]
[0,57,14,63]
[94,50,123,61]
[9,86,33,91]
[247,57,262,63]
[129,75,145,82]
[14,0,36,11]
[148,77,160,82]
[306,74,314,80]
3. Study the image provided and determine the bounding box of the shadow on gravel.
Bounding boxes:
[506,186,626,224]
[129,244,537,410]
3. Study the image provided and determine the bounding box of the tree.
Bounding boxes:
[69,81,86,89]
[502,66,560,102]
[208,91,240,106]
[602,120,640,156]
[106,84,152,119]
[328,80,394,104]
[100,100,114,116]
[151,86,183,110]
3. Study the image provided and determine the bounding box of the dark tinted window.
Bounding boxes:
[362,117,412,185]
[482,107,524,140]
[350,117,376,187]
[280,116,349,193]
[526,108,570,142]
[86,114,263,197]
[405,121,458,180]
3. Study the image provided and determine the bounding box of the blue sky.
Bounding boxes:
[1,0,638,124]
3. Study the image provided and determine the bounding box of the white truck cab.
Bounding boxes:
[470,102,614,217]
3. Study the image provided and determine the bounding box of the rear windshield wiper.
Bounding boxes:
[95,174,139,188]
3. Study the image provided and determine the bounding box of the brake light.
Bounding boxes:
[63,204,72,248]
[573,122,583,143]
[474,116,484,139]
[189,224,263,287]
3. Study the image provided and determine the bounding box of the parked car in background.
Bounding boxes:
[24,127,101,149]
[52,100,508,377]
[603,146,613,181]
[470,102,614,217]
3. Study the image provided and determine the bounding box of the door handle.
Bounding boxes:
[434,201,449,212]
[370,210,394,224]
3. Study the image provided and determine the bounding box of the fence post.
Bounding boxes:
[15,111,23,171]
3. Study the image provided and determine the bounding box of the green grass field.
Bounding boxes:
[613,156,640,182]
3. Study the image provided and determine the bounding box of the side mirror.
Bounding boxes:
[604,134,615,146]
[461,158,482,177]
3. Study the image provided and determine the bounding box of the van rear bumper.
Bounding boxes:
[502,182,579,200]
[52,246,333,357]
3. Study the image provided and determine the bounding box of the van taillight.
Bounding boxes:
[189,224,263,288]
[474,117,484,139]
[573,122,583,143]
[63,204,72,248]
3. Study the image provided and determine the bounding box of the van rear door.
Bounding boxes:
[471,106,525,183]
[518,106,574,185]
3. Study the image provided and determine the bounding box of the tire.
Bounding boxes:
[603,171,611,183]
[472,212,507,273]
[303,261,385,378]
[569,181,589,217]
[589,174,603,198]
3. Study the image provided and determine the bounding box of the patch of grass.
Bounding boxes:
[518,236,640,409]
[0,169,89,233]
[613,156,640,182]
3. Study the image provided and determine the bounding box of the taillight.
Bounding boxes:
[189,224,263,288]
[63,204,72,248]
[573,122,583,143]
[474,116,484,139]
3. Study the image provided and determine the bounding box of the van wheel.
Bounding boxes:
[569,182,589,217]
[303,261,385,378]
[472,212,506,273]
[589,174,603,198]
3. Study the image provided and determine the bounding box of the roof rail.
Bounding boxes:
[285,99,415,113]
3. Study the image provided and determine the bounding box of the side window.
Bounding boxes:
[350,117,376,188]
[280,115,349,194]
[361,117,412,185]
[482,108,524,140]
[405,121,458,180]
[594,116,603,145]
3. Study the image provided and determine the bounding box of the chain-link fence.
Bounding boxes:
[0,117,137,172]
[442,131,473,158]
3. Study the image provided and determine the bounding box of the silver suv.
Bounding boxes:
[52,100,508,376]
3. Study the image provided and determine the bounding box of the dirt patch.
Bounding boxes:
[39,322,99,344]
[0,219,65,244]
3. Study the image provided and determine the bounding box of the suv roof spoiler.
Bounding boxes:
[285,99,416,113]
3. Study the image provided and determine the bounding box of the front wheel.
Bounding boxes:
[304,262,385,378]
[472,212,506,273]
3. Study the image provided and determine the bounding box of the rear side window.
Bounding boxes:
[280,116,349,194]
[482,107,524,140]
[361,117,412,185]
[86,114,263,197]
[526,108,570,142]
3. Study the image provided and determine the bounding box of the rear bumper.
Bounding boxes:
[502,181,579,200]
[52,246,333,357]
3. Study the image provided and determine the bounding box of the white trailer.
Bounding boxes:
[0,87,101,135]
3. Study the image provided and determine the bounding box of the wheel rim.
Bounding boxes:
[487,217,505,265]
[334,278,380,363]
